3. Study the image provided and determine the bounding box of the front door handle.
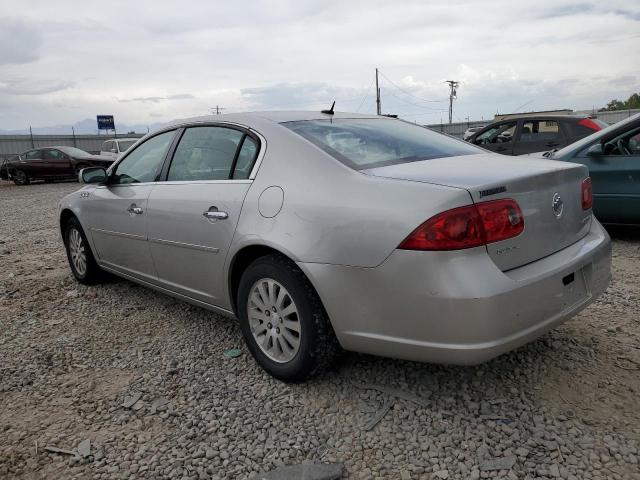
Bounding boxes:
[203,206,228,221]
[127,204,144,215]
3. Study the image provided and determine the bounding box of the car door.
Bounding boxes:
[43,149,72,176]
[512,119,564,155]
[580,126,640,224]
[145,125,261,307]
[472,121,517,155]
[85,130,176,281]
[22,149,47,176]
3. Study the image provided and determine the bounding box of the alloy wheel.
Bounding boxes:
[68,228,87,276]
[248,278,301,363]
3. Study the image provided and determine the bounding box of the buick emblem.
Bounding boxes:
[552,193,564,218]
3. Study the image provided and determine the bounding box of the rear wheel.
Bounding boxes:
[237,254,340,382]
[64,217,103,285]
[12,169,29,185]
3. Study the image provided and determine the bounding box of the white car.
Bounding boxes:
[463,126,486,141]
[100,138,139,159]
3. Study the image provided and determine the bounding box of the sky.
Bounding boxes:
[0,0,639,132]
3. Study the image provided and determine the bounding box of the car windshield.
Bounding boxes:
[57,146,92,158]
[117,140,136,152]
[283,118,483,169]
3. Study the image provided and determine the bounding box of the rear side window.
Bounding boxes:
[232,137,259,179]
[117,140,137,153]
[284,118,482,169]
[44,149,65,160]
[520,120,561,142]
[168,127,244,181]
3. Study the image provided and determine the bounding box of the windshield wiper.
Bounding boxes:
[543,148,559,158]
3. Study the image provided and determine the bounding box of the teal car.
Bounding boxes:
[544,113,640,224]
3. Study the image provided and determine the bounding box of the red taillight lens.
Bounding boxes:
[476,199,524,244]
[578,118,602,131]
[581,177,593,210]
[399,199,524,251]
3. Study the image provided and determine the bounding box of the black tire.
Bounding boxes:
[63,217,103,285]
[237,254,341,382]
[12,169,29,185]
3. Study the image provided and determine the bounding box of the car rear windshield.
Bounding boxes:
[283,118,482,169]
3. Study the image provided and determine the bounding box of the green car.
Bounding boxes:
[543,113,640,224]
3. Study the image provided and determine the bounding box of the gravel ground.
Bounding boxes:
[0,180,639,480]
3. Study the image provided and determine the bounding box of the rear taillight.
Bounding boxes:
[582,177,593,210]
[399,199,524,251]
[578,118,602,131]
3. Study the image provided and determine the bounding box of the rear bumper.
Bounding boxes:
[300,219,611,365]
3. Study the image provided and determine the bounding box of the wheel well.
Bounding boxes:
[59,209,77,236]
[228,245,291,315]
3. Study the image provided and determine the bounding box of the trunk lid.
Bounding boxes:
[362,153,592,271]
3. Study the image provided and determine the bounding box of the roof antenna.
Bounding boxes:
[321,101,335,115]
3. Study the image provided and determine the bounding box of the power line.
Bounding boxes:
[378,70,448,104]
[383,91,447,111]
[356,78,375,112]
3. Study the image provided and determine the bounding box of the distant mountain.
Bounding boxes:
[0,118,167,135]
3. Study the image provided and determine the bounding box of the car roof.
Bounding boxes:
[166,111,381,128]
[112,138,139,142]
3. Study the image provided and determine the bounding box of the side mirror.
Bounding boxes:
[110,148,117,153]
[586,143,604,157]
[80,167,107,184]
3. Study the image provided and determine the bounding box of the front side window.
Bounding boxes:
[102,141,111,151]
[25,150,40,160]
[285,118,481,169]
[475,122,517,145]
[520,120,560,142]
[603,127,640,156]
[167,127,244,181]
[112,130,175,184]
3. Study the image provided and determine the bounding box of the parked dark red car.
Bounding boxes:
[0,146,114,185]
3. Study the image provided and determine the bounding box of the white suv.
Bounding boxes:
[100,138,139,159]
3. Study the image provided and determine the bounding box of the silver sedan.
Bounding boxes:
[58,111,611,381]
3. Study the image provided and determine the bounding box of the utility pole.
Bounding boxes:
[210,106,226,115]
[375,68,381,115]
[445,80,459,124]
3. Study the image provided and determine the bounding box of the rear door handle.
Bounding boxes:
[127,204,144,215]
[203,206,228,221]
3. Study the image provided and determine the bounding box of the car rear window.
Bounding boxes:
[283,118,482,169]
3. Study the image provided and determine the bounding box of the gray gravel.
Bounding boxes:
[1,180,639,480]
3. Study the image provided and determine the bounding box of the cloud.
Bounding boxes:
[118,94,195,103]
[0,77,74,95]
[538,3,594,19]
[0,0,638,130]
[0,18,43,65]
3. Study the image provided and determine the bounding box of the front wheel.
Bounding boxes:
[237,254,340,382]
[12,169,29,185]
[64,217,103,285]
